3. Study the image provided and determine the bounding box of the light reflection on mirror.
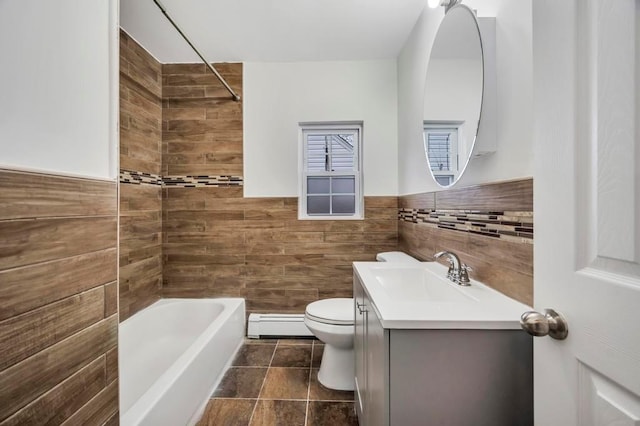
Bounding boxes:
[423,4,483,188]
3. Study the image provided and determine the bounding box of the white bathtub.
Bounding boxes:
[119,298,245,426]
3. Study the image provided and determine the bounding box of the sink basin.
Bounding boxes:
[373,267,476,303]
[353,261,531,329]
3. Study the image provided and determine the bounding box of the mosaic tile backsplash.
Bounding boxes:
[398,208,533,243]
[398,178,534,305]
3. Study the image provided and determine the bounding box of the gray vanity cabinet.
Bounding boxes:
[354,275,388,426]
[353,274,533,426]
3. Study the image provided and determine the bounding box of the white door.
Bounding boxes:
[532,0,640,424]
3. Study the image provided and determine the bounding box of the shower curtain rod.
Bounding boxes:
[152,0,241,102]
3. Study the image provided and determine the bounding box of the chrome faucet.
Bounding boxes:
[433,251,472,286]
[434,250,461,279]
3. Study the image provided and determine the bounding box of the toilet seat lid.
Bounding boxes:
[306,298,354,325]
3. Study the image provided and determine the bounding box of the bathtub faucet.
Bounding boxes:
[433,251,472,286]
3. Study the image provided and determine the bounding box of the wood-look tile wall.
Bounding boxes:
[163,189,398,313]
[162,62,243,178]
[161,63,397,313]
[0,169,118,424]
[119,30,163,321]
[124,56,535,316]
[399,179,534,306]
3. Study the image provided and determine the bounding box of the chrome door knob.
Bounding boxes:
[520,308,569,340]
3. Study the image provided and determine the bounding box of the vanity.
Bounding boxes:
[353,261,533,426]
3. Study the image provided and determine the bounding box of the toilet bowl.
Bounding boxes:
[304,251,419,391]
[305,298,354,390]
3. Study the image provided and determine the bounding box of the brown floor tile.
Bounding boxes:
[197,398,256,426]
[307,401,358,426]
[233,344,276,367]
[271,345,312,368]
[311,343,324,369]
[214,367,268,398]
[249,400,306,426]
[277,338,314,345]
[259,367,310,400]
[309,369,355,401]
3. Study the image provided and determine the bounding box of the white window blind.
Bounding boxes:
[424,125,459,186]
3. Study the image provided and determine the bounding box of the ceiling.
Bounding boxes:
[120,0,428,63]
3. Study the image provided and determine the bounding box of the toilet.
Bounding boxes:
[304,251,419,391]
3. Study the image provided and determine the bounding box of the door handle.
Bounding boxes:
[520,308,569,340]
[356,301,367,315]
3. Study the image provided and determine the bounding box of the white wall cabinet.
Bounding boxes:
[354,274,533,426]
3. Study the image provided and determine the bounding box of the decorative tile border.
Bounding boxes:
[163,175,243,187]
[119,169,243,187]
[398,208,533,243]
[119,170,162,186]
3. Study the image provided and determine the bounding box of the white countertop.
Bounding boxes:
[353,261,531,330]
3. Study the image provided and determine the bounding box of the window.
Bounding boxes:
[424,123,460,186]
[299,123,363,219]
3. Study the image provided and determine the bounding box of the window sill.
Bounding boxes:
[297,214,364,221]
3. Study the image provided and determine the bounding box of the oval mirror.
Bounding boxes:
[423,4,483,188]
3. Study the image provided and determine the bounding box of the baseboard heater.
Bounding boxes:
[247,313,314,339]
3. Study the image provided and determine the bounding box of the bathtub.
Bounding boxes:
[119,298,245,426]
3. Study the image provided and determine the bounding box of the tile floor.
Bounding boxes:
[197,338,359,426]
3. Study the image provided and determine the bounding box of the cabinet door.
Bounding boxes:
[353,277,367,423]
[366,304,388,426]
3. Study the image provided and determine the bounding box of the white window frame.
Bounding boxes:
[298,122,363,220]
[423,121,463,186]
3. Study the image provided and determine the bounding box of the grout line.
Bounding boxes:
[305,342,315,426]
[248,340,279,425]
[0,215,117,223]
[214,396,325,402]
[231,365,273,369]
[245,397,311,402]
[212,397,259,401]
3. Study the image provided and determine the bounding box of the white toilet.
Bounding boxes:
[304,251,419,391]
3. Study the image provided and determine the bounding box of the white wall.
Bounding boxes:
[423,58,483,161]
[397,6,444,195]
[243,61,398,197]
[397,0,533,195]
[0,0,119,180]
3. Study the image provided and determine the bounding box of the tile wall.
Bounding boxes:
[398,179,534,305]
[119,30,163,321]
[160,63,398,314]
[162,62,243,178]
[121,33,533,317]
[0,170,119,424]
[163,190,398,313]
[119,38,399,316]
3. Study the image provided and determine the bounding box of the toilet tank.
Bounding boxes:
[376,251,419,263]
